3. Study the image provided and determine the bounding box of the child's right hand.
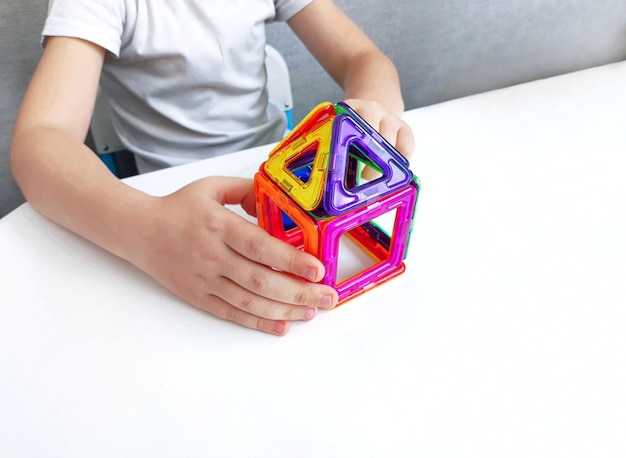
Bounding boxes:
[131,176,338,336]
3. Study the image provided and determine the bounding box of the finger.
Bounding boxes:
[220,249,338,308]
[361,165,382,181]
[203,176,258,215]
[395,123,415,160]
[377,117,414,159]
[223,218,327,282]
[344,99,381,128]
[197,294,292,336]
[376,116,400,151]
[213,276,319,321]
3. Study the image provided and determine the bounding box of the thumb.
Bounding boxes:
[210,177,257,216]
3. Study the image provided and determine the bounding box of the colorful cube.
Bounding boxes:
[254,102,420,304]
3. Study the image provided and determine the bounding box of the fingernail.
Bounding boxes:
[320,294,334,309]
[304,308,316,320]
[305,266,318,282]
[273,321,286,335]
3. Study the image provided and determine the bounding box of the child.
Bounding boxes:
[10,0,415,335]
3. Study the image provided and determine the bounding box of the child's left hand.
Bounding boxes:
[344,98,415,161]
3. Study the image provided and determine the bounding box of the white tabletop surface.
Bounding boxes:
[2,61,626,457]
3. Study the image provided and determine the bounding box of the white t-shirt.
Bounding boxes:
[43,0,312,168]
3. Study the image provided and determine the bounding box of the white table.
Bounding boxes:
[2,62,626,457]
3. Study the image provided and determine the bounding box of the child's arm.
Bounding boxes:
[288,0,415,159]
[11,36,337,335]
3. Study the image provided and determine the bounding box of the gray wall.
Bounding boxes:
[0,0,48,217]
[2,0,626,217]
[268,0,626,123]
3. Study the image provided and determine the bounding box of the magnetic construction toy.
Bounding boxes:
[254,102,420,304]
